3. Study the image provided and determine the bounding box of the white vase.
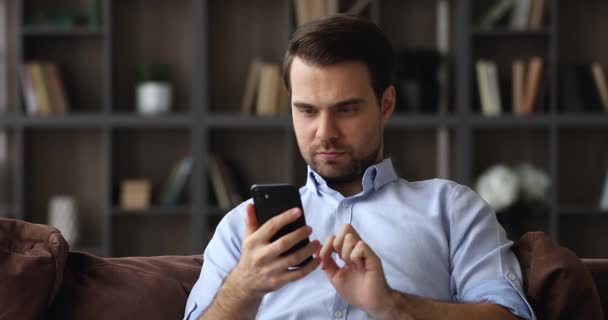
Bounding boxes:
[136,82,172,115]
[48,196,79,247]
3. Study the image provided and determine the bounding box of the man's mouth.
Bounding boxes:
[316,151,347,160]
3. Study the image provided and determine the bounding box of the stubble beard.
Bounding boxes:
[307,142,382,184]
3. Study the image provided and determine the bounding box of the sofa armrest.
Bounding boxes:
[583,259,608,318]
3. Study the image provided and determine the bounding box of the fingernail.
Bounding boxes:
[291,208,300,215]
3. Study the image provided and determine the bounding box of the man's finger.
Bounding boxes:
[351,240,379,271]
[320,235,335,261]
[257,207,302,242]
[333,224,361,259]
[341,233,357,265]
[267,225,313,258]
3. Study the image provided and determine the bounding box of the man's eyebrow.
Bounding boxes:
[292,98,366,109]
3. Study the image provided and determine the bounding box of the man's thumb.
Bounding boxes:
[245,203,259,236]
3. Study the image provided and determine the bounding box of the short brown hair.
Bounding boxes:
[283,14,395,100]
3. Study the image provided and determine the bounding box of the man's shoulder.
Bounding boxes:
[390,177,464,197]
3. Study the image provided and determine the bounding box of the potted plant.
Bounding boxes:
[136,62,172,116]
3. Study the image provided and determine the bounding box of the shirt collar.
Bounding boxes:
[305,158,399,195]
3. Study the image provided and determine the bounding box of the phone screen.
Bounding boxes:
[250,184,312,267]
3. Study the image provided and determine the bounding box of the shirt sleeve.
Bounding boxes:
[448,184,535,320]
[183,202,249,320]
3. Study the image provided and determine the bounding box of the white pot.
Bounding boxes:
[136,82,172,115]
[48,195,79,247]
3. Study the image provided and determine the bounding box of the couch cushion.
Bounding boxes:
[46,251,202,320]
[514,231,604,320]
[0,218,69,320]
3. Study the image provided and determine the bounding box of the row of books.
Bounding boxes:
[208,154,243,211]
[294,0,371,26]
[240,59,290,117]
[478,0,546,31]
[20,62,69,116]
[159,156,193,207]
[476,57,544,116]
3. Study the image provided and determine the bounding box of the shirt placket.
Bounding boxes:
[331,199,354,319]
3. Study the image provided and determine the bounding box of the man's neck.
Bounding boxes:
[328,178,363,198]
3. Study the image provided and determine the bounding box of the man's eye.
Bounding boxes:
[299,107,316,114]
[338,105,358,113]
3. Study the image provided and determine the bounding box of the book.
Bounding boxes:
[240,58,262,115]
[160,156,193,207]
[256,63,281,116]
[310,0,325,20]
[29,63,52,116]
[208,154,243,210]
[0,130,7,207]
[486,61,503,116]
[346,0,371,16]
[44,63,69,115]
[20,65,38,115]
[476,60,501,116]
[591,62,608,112]
[510,0,531,30]
[512,59,525,115]
[294,0,312,26]
[601,168,608,211]
[528,0,546,30]
[521,57,543,114]
[208,154,231,210]
[0,0,6,113]
[326,0,339,16]
[478,0,517,30]
[476,61,492,116]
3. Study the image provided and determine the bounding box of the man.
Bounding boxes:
[185,15,534,320]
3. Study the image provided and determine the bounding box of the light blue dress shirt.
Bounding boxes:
[184,158,535,320]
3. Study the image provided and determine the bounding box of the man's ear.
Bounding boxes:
[380,85,396,123]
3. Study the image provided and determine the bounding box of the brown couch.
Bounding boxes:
[0,218,605,320]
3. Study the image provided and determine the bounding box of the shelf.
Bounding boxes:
[112,206,191,216]
[0,115,20,126]
[387,114,456,128]
[559,206,608,217]
[111,114,193,128]
[22,26,105,37]
[472,28,552,38]
[469,115,553,128]
[19,114,107,128]
[556,114,608,127]
[205,114,292,129]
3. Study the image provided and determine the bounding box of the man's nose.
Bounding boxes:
[316,111,339,142]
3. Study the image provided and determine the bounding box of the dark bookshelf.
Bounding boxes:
[22,26,104,37]
[472,28,551,38]
[1,0,607,259]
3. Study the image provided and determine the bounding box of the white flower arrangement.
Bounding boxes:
[475,163,551,213]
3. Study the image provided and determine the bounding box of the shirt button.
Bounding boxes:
[508,273,516,281]
[334,311,344,318]
[342,203,349,208]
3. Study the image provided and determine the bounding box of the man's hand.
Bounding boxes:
[319,224,392,315]
[231,204,322,299]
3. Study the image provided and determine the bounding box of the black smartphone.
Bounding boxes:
[250,184,312,268]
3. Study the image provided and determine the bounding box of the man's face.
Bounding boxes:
[290,57,394,183]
